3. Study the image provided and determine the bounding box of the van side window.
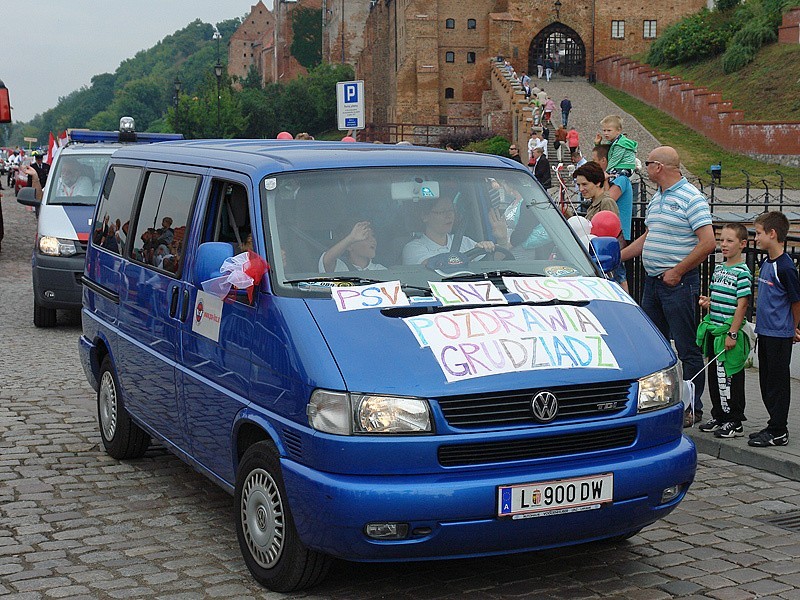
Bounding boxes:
[204,181,252,253]
[130,171,198,275]
[93,166,141,256]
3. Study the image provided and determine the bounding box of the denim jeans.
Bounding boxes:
[641,270,705,410]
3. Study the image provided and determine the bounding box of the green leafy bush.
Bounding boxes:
[647,11,729,66]
[731,22,777,48]
[463,135,512,156]
[722,42,756,72]
[647,0,795,69]
[716,0,740,11]
[438,129,495,150]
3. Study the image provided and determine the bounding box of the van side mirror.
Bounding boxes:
[16,186,40,207]
[590,236,621,273]
[194,242,234,284]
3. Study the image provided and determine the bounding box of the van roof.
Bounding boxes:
[110,139,526,177]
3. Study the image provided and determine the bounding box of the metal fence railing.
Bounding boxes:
[625,218,800,321]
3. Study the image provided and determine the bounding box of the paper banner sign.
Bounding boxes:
[332,281,410,311]
[429,280,507,306]
[502,276,636,305]
[403,304,619,382]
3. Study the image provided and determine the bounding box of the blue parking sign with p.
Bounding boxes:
[337,80,365,130]
[344,83,359,104]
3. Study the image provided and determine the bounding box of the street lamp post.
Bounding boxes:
[173,76,181,133]
[341,0,345,64]
[554,0,562,21]
[213,29,222,138]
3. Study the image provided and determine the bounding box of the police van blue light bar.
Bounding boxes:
[69,130,184,143]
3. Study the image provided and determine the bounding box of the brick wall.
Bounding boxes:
[596,56,800,159]
[358,0,705,130]
[482,60,548,162]
[228,1,274,86]
[778,7,800,44]
[323,0,372,65]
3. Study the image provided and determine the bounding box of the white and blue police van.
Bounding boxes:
[17,117,182,326]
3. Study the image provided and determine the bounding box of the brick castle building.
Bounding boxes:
[229,0,709,127]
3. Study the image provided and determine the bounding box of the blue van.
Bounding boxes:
[80,140,696,592]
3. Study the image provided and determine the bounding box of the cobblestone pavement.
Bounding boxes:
[4,192,800,599]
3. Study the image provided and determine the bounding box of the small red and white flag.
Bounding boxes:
[48,130,68,165]
[46,132,56,164]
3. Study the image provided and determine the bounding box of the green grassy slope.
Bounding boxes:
[664,43,800,122]
[595,83,800,188]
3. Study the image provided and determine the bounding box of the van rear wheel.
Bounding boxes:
[97,356,150,459]
[235,442,331,592]
[33,300,57,328]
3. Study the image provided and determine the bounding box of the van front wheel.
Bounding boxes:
[97,356,150,459]
[235,442,331,592]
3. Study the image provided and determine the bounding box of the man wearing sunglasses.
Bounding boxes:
[622,146,716,427]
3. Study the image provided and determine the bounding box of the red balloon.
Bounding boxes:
[341,136,356,143]
[591,210,621,237]
[276,131,293,140]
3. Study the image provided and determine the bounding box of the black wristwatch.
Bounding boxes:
[727,331,738,340]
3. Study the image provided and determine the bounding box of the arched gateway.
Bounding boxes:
[528,23,586,78]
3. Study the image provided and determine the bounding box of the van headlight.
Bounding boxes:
[39,236,77,257]
[638,363,682,412]
[307,390,432,435]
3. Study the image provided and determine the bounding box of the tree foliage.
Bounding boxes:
[167,62,354,139]
[19,17,241,143]
[9,15,354,145]
[290,7,323,70]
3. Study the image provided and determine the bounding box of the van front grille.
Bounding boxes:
[437,426,637,467]
[436,380,633,428]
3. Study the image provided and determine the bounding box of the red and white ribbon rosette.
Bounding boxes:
[201,251,268,302]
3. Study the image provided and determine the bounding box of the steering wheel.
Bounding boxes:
[426,245,515,272]
[462,245,516,261]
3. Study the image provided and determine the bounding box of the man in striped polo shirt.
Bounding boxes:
[622,146,716,427]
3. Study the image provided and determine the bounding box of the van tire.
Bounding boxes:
[235,442,331,592]
[605,528,642,543]
[97,356,150,459]
[33,301,57,328]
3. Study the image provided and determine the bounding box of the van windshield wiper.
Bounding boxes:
[283,276,430,293]
[440,269,546,281]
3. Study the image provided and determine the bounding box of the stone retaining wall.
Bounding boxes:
[596,56,800,163]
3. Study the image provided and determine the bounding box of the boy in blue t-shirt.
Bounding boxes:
[751,212,800,447]
[697,224,752,438]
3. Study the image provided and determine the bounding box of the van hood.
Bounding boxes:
[38,204,93,242]
[305,296,675,396]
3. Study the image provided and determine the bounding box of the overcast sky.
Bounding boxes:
[5,1,274,123]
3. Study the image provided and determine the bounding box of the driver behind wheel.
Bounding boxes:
[402,196,510,267]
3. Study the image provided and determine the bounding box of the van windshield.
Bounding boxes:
[46,153,109,206]
[263,166,596,297]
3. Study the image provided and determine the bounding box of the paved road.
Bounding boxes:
[3,193,800,599]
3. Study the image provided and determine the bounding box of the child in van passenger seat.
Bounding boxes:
[319,220,386,273]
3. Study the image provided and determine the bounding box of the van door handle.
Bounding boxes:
[169,286,179,318]
[180,289,191,321]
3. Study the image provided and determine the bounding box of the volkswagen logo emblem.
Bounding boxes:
[531,391,559,423]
